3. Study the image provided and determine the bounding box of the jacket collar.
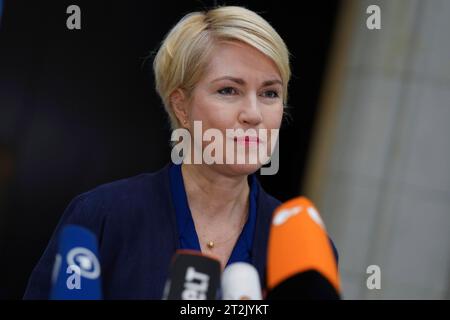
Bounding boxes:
[250,178,280,289]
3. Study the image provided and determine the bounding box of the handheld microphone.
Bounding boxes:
[266,197,341,300]
[50,224,103,300]
[163,250,221,300]
[0,0,3,27]
[222,262,262,300]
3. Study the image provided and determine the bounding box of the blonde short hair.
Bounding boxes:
[153,6,291,130]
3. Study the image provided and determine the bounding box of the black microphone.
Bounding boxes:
[266,197,341,300]
[163,249,221,300]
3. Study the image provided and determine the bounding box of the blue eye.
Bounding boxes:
[217,87,238,95]
[262,90,280,98]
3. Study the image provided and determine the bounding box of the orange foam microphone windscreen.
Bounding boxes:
[266,197,340,299]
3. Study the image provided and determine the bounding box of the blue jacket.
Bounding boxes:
[23,163,338,299]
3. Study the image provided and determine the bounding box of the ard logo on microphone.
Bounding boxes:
[182,267,210,300]
[65,247,101,290]
[273,203,325,230]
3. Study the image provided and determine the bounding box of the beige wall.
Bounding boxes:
[305,0,450,299]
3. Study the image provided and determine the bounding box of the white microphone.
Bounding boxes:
[221,262,262,300]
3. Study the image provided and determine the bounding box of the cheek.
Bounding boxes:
[262,104,284,129]
[190,96,237,130]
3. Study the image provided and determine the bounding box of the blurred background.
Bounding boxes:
[0,0,449,299]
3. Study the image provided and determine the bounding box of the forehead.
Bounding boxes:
[202,41,281,82]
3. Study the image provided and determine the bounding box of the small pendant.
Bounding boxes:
[207,241,214,249]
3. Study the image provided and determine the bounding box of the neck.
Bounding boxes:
[181,164,250,223]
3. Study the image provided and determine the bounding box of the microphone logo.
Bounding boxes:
[273,205,326,230]
[66,247,101,280]
[272,206,301,226]
[306,206,325,230]
[182,266,210,300]
[51,254,63,284]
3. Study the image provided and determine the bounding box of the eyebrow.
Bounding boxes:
[211,76,283,87]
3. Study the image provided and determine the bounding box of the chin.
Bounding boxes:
[223,163,262,177]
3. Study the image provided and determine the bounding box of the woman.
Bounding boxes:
[24,6,337,299]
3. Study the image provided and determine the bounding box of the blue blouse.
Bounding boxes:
[168,163,258,266]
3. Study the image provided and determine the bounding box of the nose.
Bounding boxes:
[238,94,263,126]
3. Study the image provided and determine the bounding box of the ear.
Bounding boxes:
[170,88,189,128]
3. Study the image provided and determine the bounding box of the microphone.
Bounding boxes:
[163,250,221,300]
[266,197,341,300]
[221,262,262,300]
[50,224,103,300]
[0,0,3,27]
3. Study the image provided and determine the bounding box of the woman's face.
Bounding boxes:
[185,41,284,176]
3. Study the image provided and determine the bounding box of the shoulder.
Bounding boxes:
[259,190,282,208]
[61,164,172,229]
[83,164,169,202]
[78,172,157,207]
[253,177,282,211]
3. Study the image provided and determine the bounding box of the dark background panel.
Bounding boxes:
[0,0,340,299]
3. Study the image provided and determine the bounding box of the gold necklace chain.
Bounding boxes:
[205,224,244,250]
[203,210,248,250]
